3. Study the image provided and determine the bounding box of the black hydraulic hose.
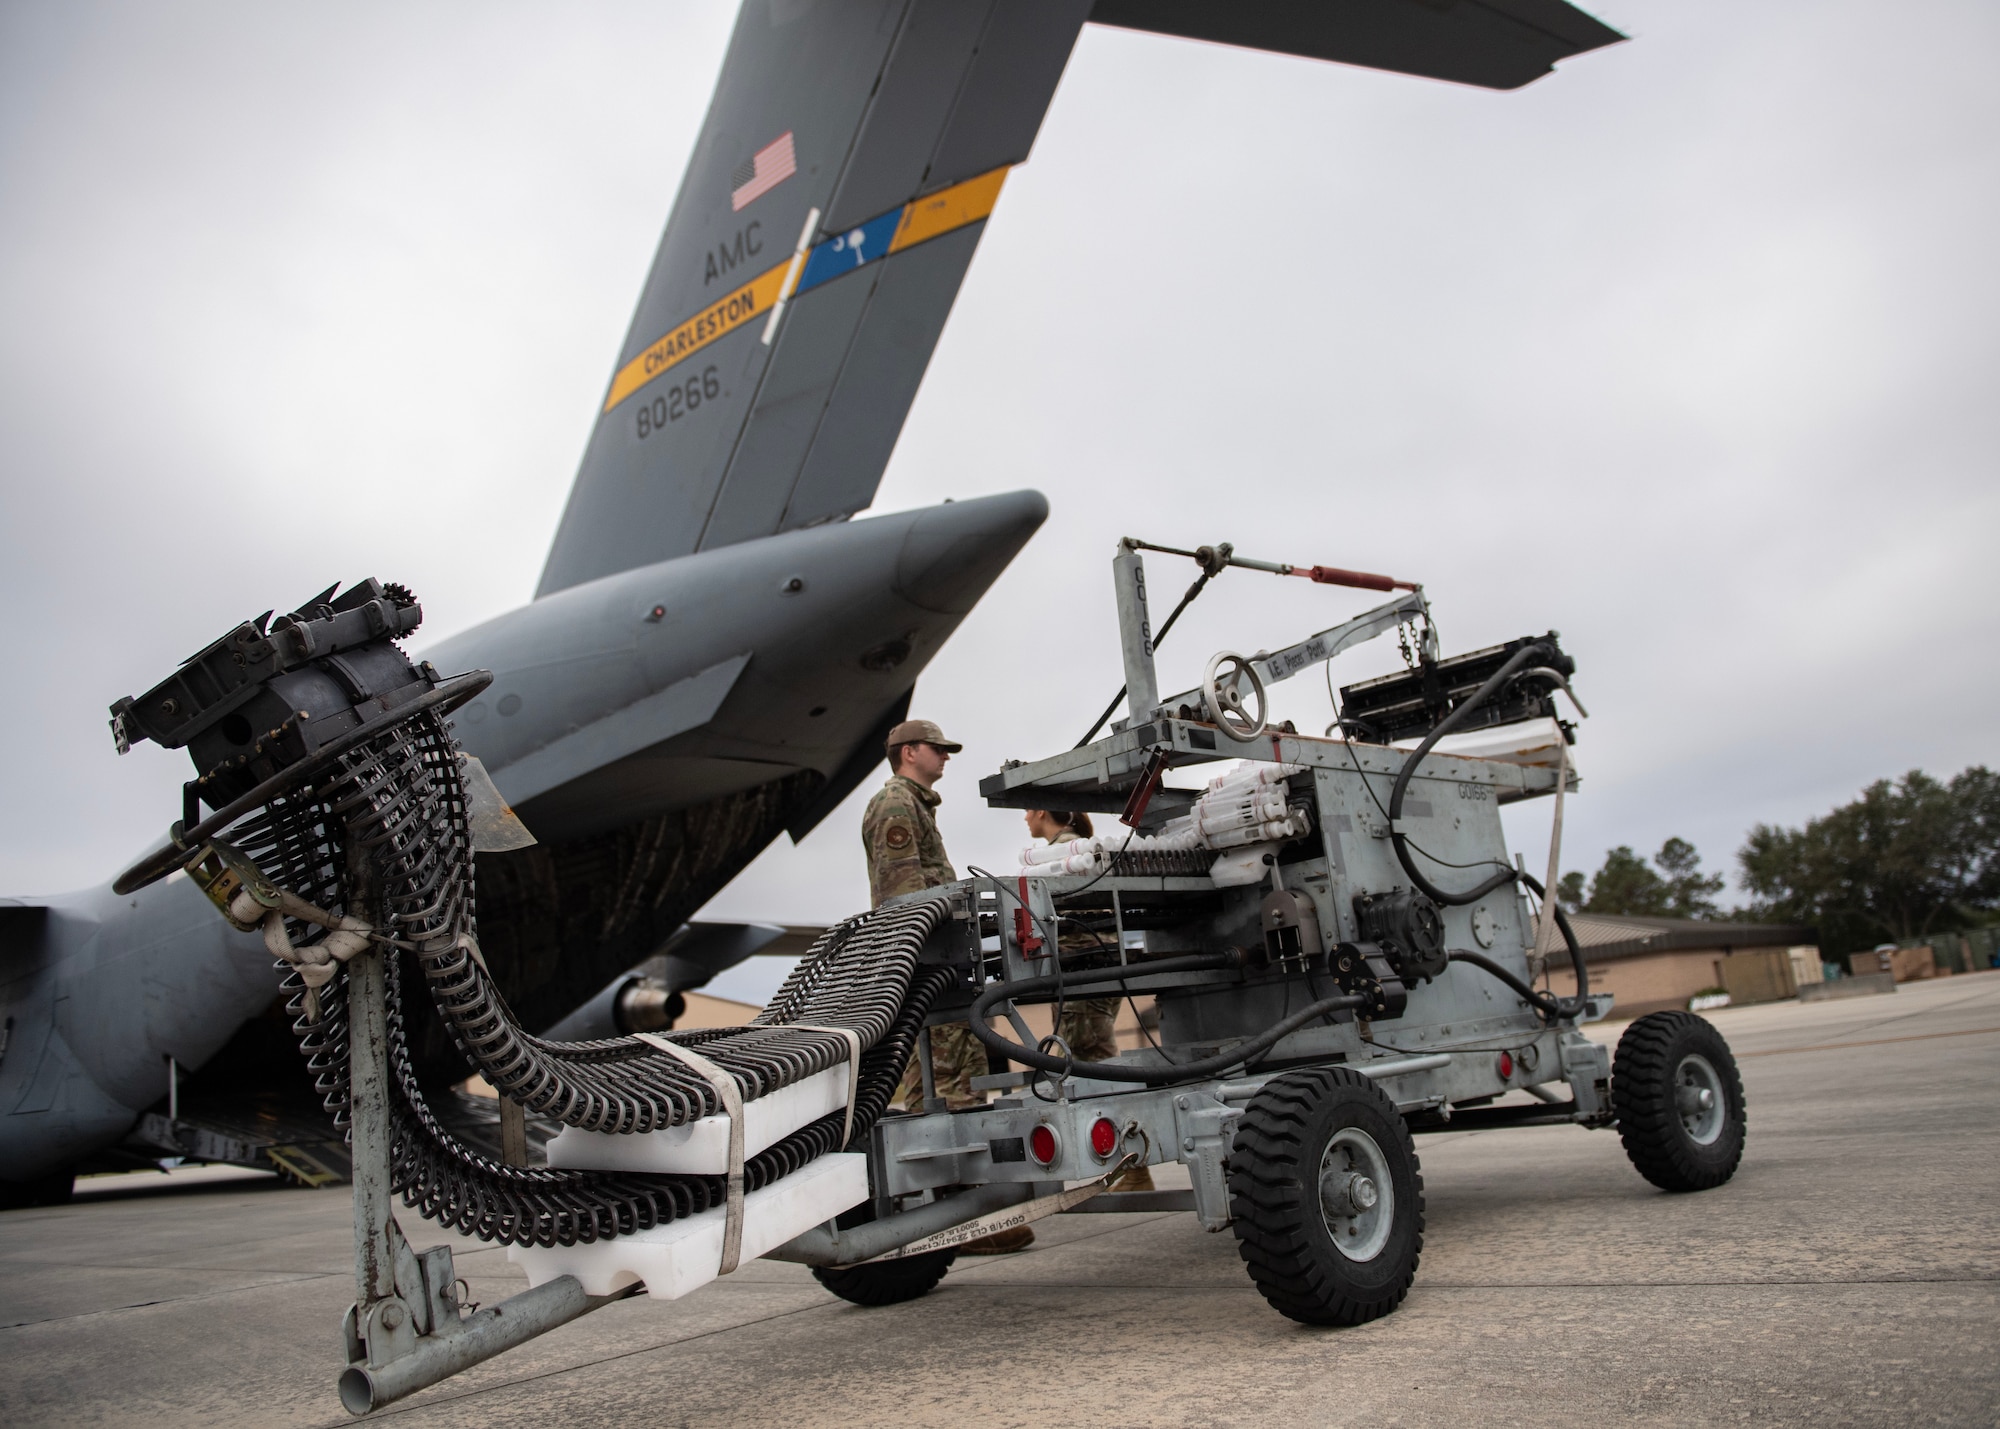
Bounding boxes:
[1008,951,1239,994]
[1448,950,1562,1018]
[1387,642,1550,907]
[1376,640,1591,1018]
[967,957,1365,1085]
[1436,872,1587,1020]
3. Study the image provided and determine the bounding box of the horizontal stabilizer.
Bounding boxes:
[486,655,749,808]
[1088,0,1624,90]
[656,919,802,991]
[535,919,824,1042]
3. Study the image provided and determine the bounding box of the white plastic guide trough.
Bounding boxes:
[509,1153,870,1299]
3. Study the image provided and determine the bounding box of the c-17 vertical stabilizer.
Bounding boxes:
[538,0,1093,596]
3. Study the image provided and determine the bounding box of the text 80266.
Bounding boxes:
[637,366,721,438]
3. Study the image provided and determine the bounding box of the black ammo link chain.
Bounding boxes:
[1105,848,1213,878]
[222,710,950,1247]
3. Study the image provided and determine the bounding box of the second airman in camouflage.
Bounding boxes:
[1027,807,1155,1193]
[1028,810,1122,1062]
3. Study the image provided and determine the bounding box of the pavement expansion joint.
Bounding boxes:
[1786,982,2000,1045]
[1,1271,340,1330]
[1739,1024,2000,1057]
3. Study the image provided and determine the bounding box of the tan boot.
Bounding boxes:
[1111,1164,1156,1193]
[957,1225,1036,1255]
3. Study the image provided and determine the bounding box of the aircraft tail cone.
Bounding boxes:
[893,489,1047,615]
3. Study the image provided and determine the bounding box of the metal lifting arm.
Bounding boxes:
[1079,538,1429,747]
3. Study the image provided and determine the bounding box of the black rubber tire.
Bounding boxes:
[1228,1067,1424,1326]
[812,1249,957,1307]
[1612,1011,1746,1192]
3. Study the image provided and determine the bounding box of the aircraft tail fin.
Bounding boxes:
[536,0,1093,598]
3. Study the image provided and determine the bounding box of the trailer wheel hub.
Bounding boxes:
[1327,1172,1379,1214]
[1318,1128,1395,1261]
[1673,1053,1727,1145]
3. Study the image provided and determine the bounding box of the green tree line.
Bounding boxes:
[1555,765,1999,959]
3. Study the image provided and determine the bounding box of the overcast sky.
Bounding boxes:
[3,1,1995,1001]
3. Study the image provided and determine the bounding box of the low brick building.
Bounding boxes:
[1540,914,1818,1018]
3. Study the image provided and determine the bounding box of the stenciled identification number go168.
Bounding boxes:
[637,365,721,438]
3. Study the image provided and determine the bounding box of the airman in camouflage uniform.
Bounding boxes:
[863,720,988,1113]
[864,769,957,911]
[871,722,1041,1253]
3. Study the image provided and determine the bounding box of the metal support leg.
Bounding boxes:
[335,856,632,1413]
[344,927,434,1376]
[339,1277,637,1414]
[348,942,398,1309]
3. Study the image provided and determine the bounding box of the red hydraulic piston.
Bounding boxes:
[1291,565,1416,593]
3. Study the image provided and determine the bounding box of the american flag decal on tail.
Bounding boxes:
[731,132,797,212]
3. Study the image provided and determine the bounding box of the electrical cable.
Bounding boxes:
[1075,548,1228,747]
[1364,641,1590,1018]
[966,861,1078,1081]
[1335,731,1518,873]
[1074,921,1175,1066]
[1125,991,1170,1062]
[1385,643,1549,905]
[974,985,1363,1086]
[1445,949,1565,1019]
[961,955,1365,1085]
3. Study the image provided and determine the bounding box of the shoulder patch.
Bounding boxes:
[884,824,913,850]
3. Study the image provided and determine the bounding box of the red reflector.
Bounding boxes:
[1090,1117,1118,1159]
[1029,1125,1058,1166]
[1497,1051,1514,1078]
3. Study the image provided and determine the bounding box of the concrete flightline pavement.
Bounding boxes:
[3,972,1995,1427]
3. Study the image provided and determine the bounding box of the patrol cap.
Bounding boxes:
[885,718,962,754]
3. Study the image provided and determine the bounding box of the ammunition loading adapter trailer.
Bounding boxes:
[780,540,1747,1325]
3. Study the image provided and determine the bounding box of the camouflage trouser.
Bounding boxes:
[1058,997,1120,1063]
[897,1021,990,1111]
